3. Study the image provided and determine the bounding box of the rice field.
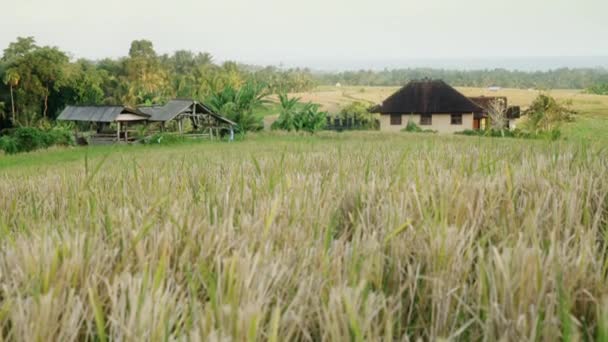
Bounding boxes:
[0,132,607,340]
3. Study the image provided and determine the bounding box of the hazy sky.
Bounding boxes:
[2,0,607,69]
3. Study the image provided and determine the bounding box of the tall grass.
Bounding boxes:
[0,132,606,340]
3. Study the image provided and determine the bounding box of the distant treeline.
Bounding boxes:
[314,68,608,89]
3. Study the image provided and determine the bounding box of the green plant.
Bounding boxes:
[206,80,266,132]
[455,128,562,140]
[271,93,301,132]
[338,102,378,129]
[0,135,18,154]
[0,126,74,154]
[401,120,436,134]
[271,94,327,133]
[522,94,575,132]
[586,83,608,95]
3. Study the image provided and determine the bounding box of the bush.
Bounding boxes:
[272,94,327,134]
[455,128,561,141]
[205,81,266,132]
[0,135,18,155]
[338,102,378,130]
[522,94,575,132]
[401,120,437,134]
[586,83,608,95]
[0,126,75,154]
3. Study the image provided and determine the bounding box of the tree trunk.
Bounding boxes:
[9,85,15,124]
[43,92,49,118]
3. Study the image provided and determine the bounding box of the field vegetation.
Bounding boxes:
[2,35,608,341]
[0,133,607,340]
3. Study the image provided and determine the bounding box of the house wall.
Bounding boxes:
[379,113,474,133]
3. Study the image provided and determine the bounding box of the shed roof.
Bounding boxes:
[139,100,237,126]
[57,106,149,122]
[374,80,484,114]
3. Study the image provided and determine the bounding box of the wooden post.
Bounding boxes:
[178,119,183,134]
[116,121,121,141]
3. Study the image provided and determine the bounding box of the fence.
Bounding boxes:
[324,116,378,131]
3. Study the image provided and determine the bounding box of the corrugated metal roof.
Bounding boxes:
[57,106,149,122]
[139,100,237,126]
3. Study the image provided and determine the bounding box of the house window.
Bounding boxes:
[390,114,402,125]
[420,114,432,126]
[451,114,463,125]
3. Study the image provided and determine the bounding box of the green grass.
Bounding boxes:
[0,132,607,340]
[562,116,608,141]
[0,139,225,170]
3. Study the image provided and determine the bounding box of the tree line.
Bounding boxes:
[0,37,316,129]
[315,68,608,89]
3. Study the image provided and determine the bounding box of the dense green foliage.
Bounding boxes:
[586,83,608,95]
[0,126,74,154]
[0,37,316,130]
[205,81,267,132]
[337,101,378,129]
[272,94,327,133]
[521,94,576,132]
[317,67,608,89]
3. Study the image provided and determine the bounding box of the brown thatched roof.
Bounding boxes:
[374,80,484,114]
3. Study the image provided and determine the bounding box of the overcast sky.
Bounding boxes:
[2,0,607,70]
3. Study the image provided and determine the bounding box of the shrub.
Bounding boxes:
[338,102,378,129]
[272,94,327,134]
[12,127,47,152]
[522,94,575,132]
[0,126,75,154]
[0,135,18,155]
[401,120,436,134]
[586,83,608,95]
[455,128,561,140]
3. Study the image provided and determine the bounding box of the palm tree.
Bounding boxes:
[272,93,301,131]
[206,81,267,132]
[3,69,20,124]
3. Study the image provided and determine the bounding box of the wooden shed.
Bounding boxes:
[57,106,150,142]
[139,100,236,139]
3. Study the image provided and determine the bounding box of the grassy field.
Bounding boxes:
[0,132,607,340]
